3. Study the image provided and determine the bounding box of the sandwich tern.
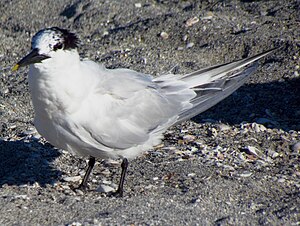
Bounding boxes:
[13,27,278,196]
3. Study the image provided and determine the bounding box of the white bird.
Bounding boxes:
[13,27,277,196]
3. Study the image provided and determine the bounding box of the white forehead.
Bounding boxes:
[31,29,63,52]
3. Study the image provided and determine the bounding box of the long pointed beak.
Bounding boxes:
[12,48,50,71]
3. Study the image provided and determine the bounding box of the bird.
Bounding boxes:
[13,27,278,197]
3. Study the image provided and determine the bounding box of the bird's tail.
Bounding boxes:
[176,47,279,123]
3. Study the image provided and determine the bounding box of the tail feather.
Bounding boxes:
[175,47,279,123]
[181,47,278,88]
[177,63,257,123]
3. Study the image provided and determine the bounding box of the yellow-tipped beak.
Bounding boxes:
[12,64,20,72]
[12,48,50,72]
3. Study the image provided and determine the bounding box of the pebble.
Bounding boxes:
[218,123,231,132]
[160,31,169,39]
[200,12,214,20]
[96,184,115,193]
[185,17,199,27]
[186,42,194,48]
[277,178,285,183]
[252,123,267,133]
[183,134,196,141]
[238,171,253,178]
[7,124,16,129]
[23,128,37,136]
[75,189,84,196]
[62,176,82,182]
[14,195,29,200]
[100,168,111,176]
[292,142,300,152]
[238,153,247,161]
[134,3,142,8]
[103,159,120,166]
[268,149,279,158]
[207,127,218,137]
[32,134,42,140]
[69,222,82,226]
[246,146,261,157]
[222,164,235,171]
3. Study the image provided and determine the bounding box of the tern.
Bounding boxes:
[13,27,277,196]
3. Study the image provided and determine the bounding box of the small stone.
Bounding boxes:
[100,168,111,176]
[32,134,42,140]
[8,124,16,129]
[96,184,115,193]
[218,123,231,132]
[186,42,194,48]
[238,153,247,161]
[182,35,188,41]
[23,127,38,135]
[238,171,253,178]
[200,12,214,20]
[14,195,29,200]
[277,178,285,183]
[75,189,84,195]
[103,159,120,166]
[217,152,224,160]
[160,31,169,39]
[222,165,235,171]
[135,3,142,8]
[102,30,109,36]
[185,17,199,27]
[269,150,279,158]
[292,142,300,152]
[207,127,218,137]
[252,123,267,133]
[183,134,196,141]
[246,146,261,157]
[69,222,82,226]
[62,176,82,182]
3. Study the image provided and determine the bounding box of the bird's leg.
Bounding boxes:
[111,158,128,197]
[77,156,96,190]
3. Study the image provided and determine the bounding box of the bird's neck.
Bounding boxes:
[28,49,88,114]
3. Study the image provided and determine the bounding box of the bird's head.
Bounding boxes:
[12,27,79,71]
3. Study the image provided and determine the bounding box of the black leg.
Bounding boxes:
[78,156,96,190]
[112,158,128,197]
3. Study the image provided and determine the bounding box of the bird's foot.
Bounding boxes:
[107,189,123,198]
[69,183,88,192]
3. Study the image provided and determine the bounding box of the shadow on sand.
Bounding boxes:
[192,77,300,131]
[0,139,61,187]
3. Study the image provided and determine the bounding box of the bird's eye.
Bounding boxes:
[53,43,64,51]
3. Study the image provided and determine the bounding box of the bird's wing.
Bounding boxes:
[68,67,193,151]
[65,47,277,152]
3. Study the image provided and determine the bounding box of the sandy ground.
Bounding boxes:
[0,0,299,225]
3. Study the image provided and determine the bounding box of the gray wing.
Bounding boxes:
[71,67,193,151]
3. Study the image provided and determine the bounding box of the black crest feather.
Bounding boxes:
[51,27,80,50]
[52,27,80,50]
